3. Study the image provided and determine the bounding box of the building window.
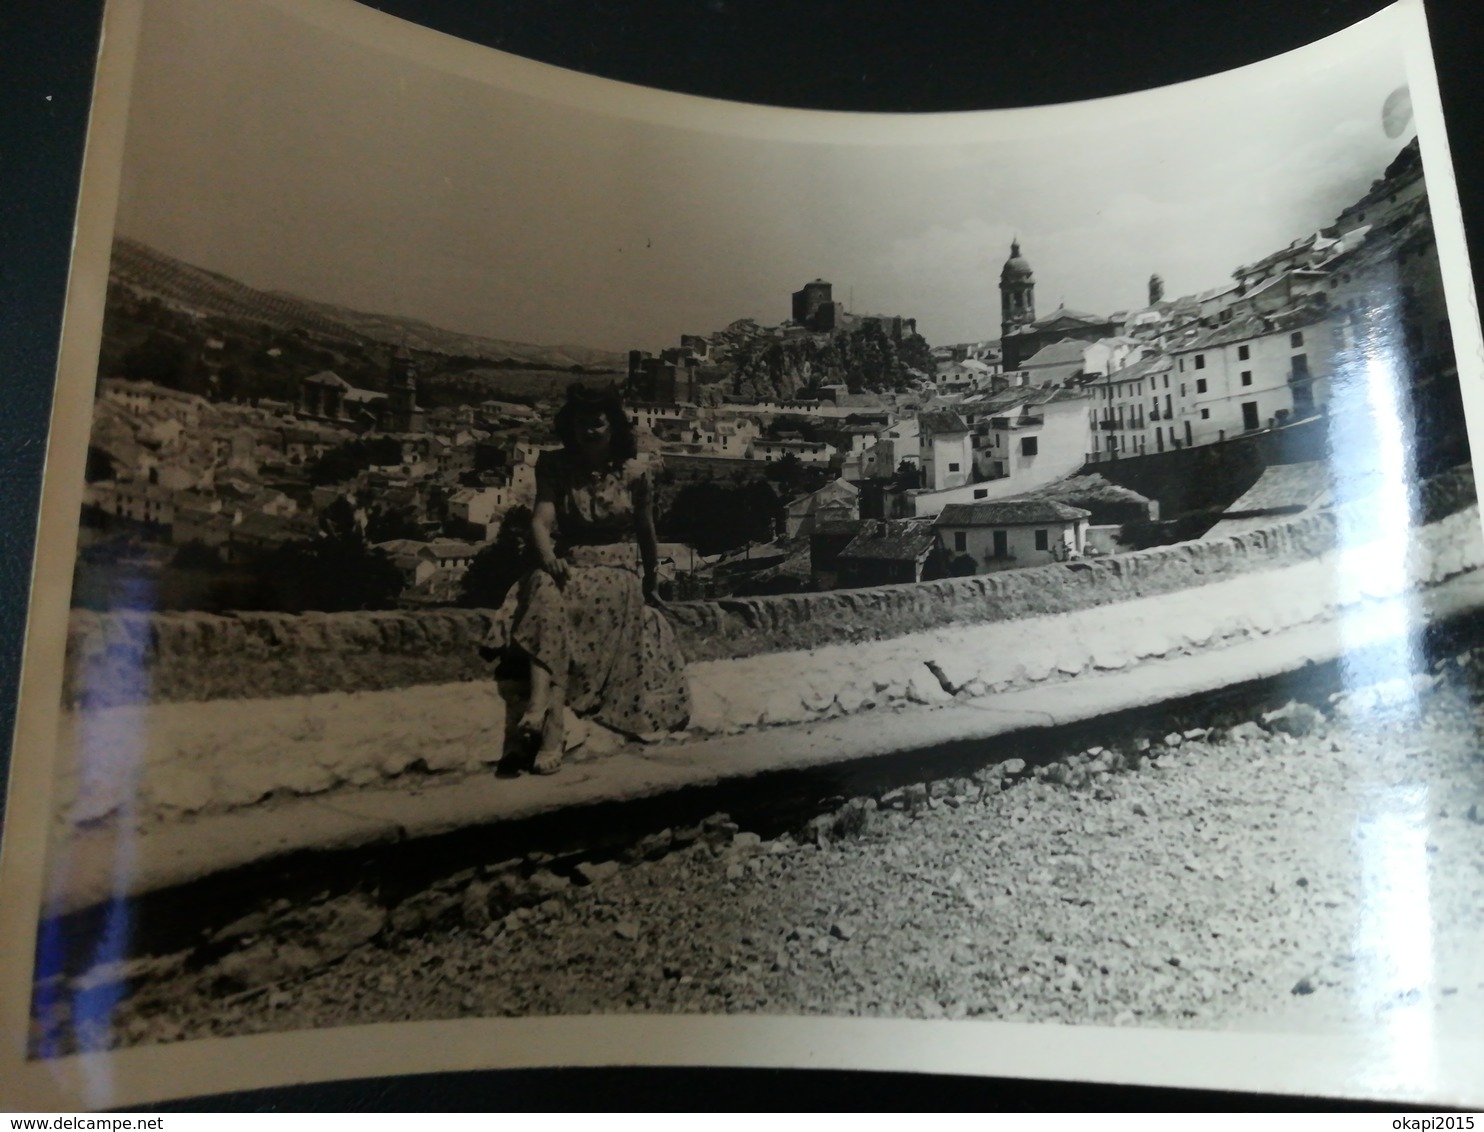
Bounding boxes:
[1238,345,1250,360]
[1196,378,1207,394]
[1200,408,1210,419]
[1178,358,1184,372]
[954,531,967,552]
[1241,370,1252,386]
[1194,355,1205,370]
[992,530,1008,558]
[1242,401,1260,430]
[1290,331,1305,347]
[973,489,987,499]
[1034,529,1049,551]
[948,462,960,472]
[1292,353,1310,380]
[1021,437,1038,456]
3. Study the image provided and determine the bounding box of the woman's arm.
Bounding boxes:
[634,469,663,605]
[531,499,567,584]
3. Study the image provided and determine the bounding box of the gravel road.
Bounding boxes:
[108,659,1484,1049]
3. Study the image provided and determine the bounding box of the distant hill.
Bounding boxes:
[107,237,625,372]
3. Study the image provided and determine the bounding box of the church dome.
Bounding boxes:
[1000,240,1034,281]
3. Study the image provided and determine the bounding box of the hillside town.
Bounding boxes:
[78,139,1456,613]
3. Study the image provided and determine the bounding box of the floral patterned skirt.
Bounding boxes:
[487,543,691,737]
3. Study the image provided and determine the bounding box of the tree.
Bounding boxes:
[766,452,808,500]
[893,460,922,491]
[216,362,250,403]
[921,544,953,582]
[251,528,404,613]
[741,479,783,542]
[364,505,424,544]
[308,445,365,486]
[119,330,193,390]
[459,506,534,608]
[662,481,778,556]
[84,446,116,484]
[318,496,361,540]
[425,484,451,524]
[308,436,404,486]
[171,540,223,571]
[949,553,978,577]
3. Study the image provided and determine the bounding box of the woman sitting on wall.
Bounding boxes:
[488,384,690,774]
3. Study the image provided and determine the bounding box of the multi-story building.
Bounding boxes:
[447,485,512,539]
[1085,351,1173,458]
[631,403,698,439]
[1167,303,1332,448]
[1081,337,1144,380]
[917,411,973,491]
[1018,338,1090,387]
[1324,191,1449,370]
[704,416,761,457]
[97,378,210,425]
[749,436,834,464]
[973,388,1091,486]
[1232,231,1344,294]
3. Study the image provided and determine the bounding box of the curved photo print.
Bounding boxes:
[3,0,1483,1110]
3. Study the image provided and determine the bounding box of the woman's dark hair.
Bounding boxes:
[553,383,637,466]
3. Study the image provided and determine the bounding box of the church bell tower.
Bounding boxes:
[387,346,425,433]
[999,239,1036,342]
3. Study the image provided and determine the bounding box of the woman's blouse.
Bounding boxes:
[535,448,652,551]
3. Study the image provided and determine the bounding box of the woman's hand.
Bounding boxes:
[540,551,569,586]
[642,573,667,610]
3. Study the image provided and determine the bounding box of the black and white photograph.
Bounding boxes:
[3,0,1484,1110]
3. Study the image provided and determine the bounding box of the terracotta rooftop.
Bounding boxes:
[935,500,1091,526]
[917,411,970,435]
[837,519,937,562]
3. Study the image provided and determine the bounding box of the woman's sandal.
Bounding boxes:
[515,704,547,745]
[531,746,564,775]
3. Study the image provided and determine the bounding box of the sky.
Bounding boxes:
[112,0,1419,354]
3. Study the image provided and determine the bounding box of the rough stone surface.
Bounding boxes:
[575,861,621,886]
[1262,702,1327,738]
[66,668,1484,1055]
[1225,722,1268,744]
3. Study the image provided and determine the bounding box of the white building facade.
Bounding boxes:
[1169,309,1332,448]
[917,411,973,491]
[932,500,1091,574]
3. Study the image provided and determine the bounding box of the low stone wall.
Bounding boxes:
[62,464,1477,709]
[671,508,1337,663]
[47,502,1484,844]
[64,608,498,711]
